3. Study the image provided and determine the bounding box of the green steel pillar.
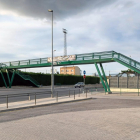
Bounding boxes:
[0,70,7,88]
[6,69,11,88]
[10,70,15,88]
[95,63,107,92]
[100,63,112,93]
[6,69,15,88]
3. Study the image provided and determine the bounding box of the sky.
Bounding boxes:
[0,0,140,75]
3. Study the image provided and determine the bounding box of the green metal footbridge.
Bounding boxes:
[1,51,140,93]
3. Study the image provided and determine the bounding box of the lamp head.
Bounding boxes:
[48,9,53,12]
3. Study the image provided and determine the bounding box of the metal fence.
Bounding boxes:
[0,87,105,109]
[109,75,140,89]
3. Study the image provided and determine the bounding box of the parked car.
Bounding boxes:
[74,82,85,88]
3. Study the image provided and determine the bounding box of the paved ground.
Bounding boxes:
[0,93,140,140]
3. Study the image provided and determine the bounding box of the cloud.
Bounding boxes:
[0,0,140,75]
[0,0,116,20]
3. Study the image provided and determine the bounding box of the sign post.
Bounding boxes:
[83,70,86,93]
[83,74,86,85]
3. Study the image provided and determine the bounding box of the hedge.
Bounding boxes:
[22,72,100,85]
[0,71,100,87]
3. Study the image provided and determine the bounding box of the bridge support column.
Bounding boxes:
[100,63,112,94]
[6,69,15,88]
[0,70,7,88]
[95,63,107,93]
[10,70,15,88]
[6,69,10,88]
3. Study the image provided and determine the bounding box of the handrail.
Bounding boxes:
[15,71,40,86]
[0,87,104,98]
[1,51,140,74]
[1,51,114,67]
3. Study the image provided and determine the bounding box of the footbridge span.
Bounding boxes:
[0,51,140,93]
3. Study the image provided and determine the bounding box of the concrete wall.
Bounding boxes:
[109,76,140,89]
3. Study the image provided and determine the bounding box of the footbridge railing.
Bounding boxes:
[1,51,140,73]
[1,51,114,69]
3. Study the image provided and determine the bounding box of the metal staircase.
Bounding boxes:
[15,71,40,87]
[112,52,140,74]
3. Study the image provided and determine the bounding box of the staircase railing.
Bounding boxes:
[112,51,140,71]
[16,71,40,87]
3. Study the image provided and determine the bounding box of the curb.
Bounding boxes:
[0,97,93,113]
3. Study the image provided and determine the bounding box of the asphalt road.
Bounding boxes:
[0,86,104,104]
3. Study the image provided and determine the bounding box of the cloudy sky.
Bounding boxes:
[0,0,140,75]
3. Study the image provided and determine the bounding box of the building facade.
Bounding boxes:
[60,66,81,75]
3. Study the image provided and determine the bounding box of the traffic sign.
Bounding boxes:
[83,75,86,79]
[83,70,86,75]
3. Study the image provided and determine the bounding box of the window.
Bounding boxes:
[61,70,64,72]
[71,70,73,72]
[66,70,69,72]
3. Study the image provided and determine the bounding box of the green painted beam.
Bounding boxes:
[0,70,7,88]
[1,59,114,70]
[6,70,11,88]
[95,63,107,92]
[114,59,140,74]
[1,51,140,78]
[9,70,15,88]
[100,63,111,93]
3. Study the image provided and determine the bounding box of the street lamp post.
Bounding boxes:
[48,9,54,97]
[54,50,56,74]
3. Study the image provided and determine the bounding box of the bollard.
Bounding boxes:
[69,89,70,97]
[74,90,75,100]
[56,91,58,102]
[6,95,8,108]
[28,94,30,101]
[35,93,36,105]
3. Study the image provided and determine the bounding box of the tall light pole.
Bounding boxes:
[54,50,56,74]
[48,9,54,97]
[63,28,67,56]
[63,29,67,75]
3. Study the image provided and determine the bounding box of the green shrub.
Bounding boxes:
[0,71,100,87]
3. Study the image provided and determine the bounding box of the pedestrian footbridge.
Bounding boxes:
[0,51,140,93]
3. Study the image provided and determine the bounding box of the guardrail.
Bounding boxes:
[0,87,105,109]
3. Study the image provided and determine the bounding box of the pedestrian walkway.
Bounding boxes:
[1,91,140,112]
[0,92,95,112]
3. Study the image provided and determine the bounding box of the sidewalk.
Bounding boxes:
[0,92,94,112]
[1,91,140,112]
